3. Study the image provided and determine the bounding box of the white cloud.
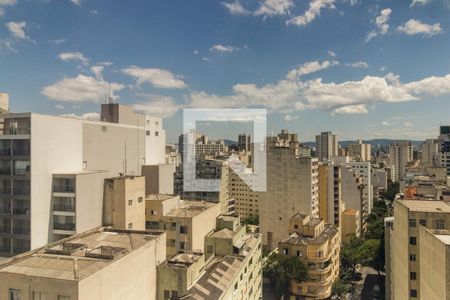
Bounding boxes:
[222,1,250,15]
[70,0,82,6]
[54,104,65,110]
[382,121,394,126]
[380,66,387,72]
[0,0,17,5]
[346,61,369,68]
[284,114,299,121]
[59,52,89,65]
[89,10,98,15]
[48,38,67,45]
[90,65,104,80]
[202,57,211,61]
[41,74,124,102]
[210,44,238,53]
[328,50,337,57]
[194,50,199,55]
[61,112,100,121]
[254,0,293,17]
[332,104,368,115]
[287,0,335,26]
[397,19,443,36]
[410,0,431,6]
[366,8,392,42]
[133,96,179,118]
[404,122,413,127]
[122,66,187,89]
[286,60,339,80]
[0,7,5,17]
[6,21,28,40]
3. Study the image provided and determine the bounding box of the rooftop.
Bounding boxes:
[164,201,218,218]
[146,194,179,201]
[165,252,203,268]
[281,224,339,246]
[0,228,163,281]
[398,200,450,213]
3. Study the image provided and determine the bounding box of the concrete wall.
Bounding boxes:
[144,116,166,165]
[31,114,83,249]
[142,164,174,195]
[190,203,221,252]
[78,233,166,300]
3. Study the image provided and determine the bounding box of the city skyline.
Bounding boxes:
[1,0,450,142]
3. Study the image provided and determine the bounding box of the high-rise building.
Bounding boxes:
[386,200,450,300]
[388,141,413,182]
[228,167,260,220]
[315,131,338,162]
[347,139,371,161]
[260,130,319,249]
[438,126,450,176]
[340,165,368,231]
[419,139,439,168]
[0,227,166,300]
[278,213,340,299]
[238,133,251,152]
[318,162,343,227]
[0,103,165,256]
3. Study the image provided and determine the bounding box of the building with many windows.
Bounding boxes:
[315,131,338,162]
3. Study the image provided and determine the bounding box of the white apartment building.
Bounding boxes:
[0,103,166,256]
[315,131,338,162]
[260,131,319,249]
[389,141,413,182]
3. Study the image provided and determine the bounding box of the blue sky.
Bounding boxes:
[1,0,450,142]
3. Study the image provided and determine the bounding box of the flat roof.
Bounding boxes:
[398,200,450,213]
[281,224,339,246]
[0,228,163,281]
[435,234,450,245]
[145,194,179,201]
[164,201,218,218]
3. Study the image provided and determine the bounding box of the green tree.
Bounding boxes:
[340,235,364,282]
[263,253,308,298]
[332,279,350,299]
[381,182,399,201]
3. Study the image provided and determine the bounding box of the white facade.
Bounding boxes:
[144,116,166,165]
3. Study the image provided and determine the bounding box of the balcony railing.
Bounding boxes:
[0,207,11,214]
[13,169,30,176]
[4,128,30,135]
[13,226,30,235]
[13,208,30,215]
[0,149,11,156]
[12,148,30,156]
[53,185,76,193]
[0,227,11,234]
[53,204,75,212]
[53,223,76,231]
[0,169,11,175]
[13,188,30,196]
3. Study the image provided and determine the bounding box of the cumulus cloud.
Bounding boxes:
[284,114,299,121]
[70,0,82,6]
[366,8,392,42]
[59,52,89,65]
[346,61,369,68]
[90,65,104,80]
[210,44,238,53]
[410,0,431,6]
[254,0,293,17]
[133,96,179,118]
[222,1,250,15]
[328,50,337,57]
[6,21,28,40]
[397,19,443,36]
[41,75,124,102]
[183,60,450,116]
[382,121,394,126]
[61,112,101,121]
[332,104,368,115]
[122,66,187,89]
[286,60,339,80]
[287,0,335,26]
[0,0,17,17]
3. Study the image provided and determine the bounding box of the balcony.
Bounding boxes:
[0,227,11,234]
[0,168,11,176]
[13,226,30,235]
[53,223,76,231]
[12,207,30,217]
[53,204,75,212]
[0,149,11,156]
[53,185,76,193]
[4,128,30,135]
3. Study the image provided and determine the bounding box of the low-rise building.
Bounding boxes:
[278,214,340,300]
[0,227,166,300]
[157,215,262,300]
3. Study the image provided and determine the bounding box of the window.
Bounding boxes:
[207,245,213,253]
[101,126,107,132]
[410,272,417,280]
[409,237,417,245]
[282,248,288,255]
[138,196,143,203]
[410,289,417,298]
[317,251,323,258]
[409,219,416,228]
[151,210,157,216]
[179,226,188,234]
[32,292,46,300]
[57,296,70,300]
[179,241,185,250]
[409,254,416,261]
[146,131,150,136]
[419,219,427,226]
[128,223,132,229]
[163,290,170,299]
[128,199,132,206]
[9,289,21,300]
[155,131,159,136]
[297,251,303,257]
[155,121,159,125]
[435,220,445,229]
